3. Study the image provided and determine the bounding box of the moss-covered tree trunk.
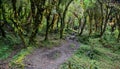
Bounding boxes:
[79,16,87,36]
[60,0,73,39]
[29,0,45,44]
[45,12,51,41]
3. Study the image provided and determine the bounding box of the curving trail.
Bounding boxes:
[24,36,80,69]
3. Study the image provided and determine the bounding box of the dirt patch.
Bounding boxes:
[24,37,80,69]
[44,50,61,60]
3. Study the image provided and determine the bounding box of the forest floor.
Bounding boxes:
[24,35,80,69]
[0,33,120,69]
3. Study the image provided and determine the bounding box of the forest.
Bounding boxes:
[0,0,120,69]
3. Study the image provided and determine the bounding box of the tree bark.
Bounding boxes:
[45,12,51,41]
[60,0,73,38]
[79,16,87,36]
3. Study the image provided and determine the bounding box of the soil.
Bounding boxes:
[24,36,80,69]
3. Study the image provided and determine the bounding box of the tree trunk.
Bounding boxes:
[118,27,120,41]
[98,0,104,37]
[89,17,92,36]
[78,18,81,33]
[117,15,120,41]
[45,13,51,41]
[0,27,6,37]
[60,0,73,38]
[79,16,87,36]
[100,7,112,37]
[12,0,17,18]
[29,0,45,44]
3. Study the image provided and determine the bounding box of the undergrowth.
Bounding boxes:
[9,46,34,69]
[0,34,21,60]
[60,30,120,69]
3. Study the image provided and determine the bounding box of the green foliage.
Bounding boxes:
[60,35,120,69]
[77,35,90,44]
[0,45,11,60]
[1,0,120,68]
[60,55,99,69]
[4,35,21,46]
[83,0,96,9]
[39,39,60,49]
[100,30,120,52]
[0,34,21,60]
[9,47,34,69]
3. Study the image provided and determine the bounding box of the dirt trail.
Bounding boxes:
[24,36,80,69]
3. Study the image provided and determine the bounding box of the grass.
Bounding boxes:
[1,29,120,69]
[0,38,12,60]
[0,35,33,68]
[60,36,120,69]
[8,38,61,68]
[0,44,11,60]
[39,39,62,49]
[0,33,62,68]
[9,46,34,69]
[36,33,63,49]
[0,34,21,60]
[8,40,62,68]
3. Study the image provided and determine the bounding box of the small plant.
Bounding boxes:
[70,43,75,49]
[9,47,34,68]
[89,60,98,69]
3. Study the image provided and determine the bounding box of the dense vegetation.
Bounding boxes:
[0,0,120,69]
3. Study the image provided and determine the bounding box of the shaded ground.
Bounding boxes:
[24,36,80,69]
